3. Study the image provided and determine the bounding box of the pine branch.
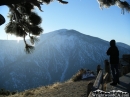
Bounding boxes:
[0,0,23,5]
[29,25,43,35]
[25,43,35,54]
[97,0,130,14]
[31,0,43,11]
[57,0,68,4]
[41,0,53,4]
[23,33,34,54]
[29,35,39,45]
[29,12,42,25]
[0,0,34,6]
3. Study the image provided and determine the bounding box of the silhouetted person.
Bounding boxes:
[107,40,119,86]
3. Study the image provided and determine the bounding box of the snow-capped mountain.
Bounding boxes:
[117,42,130,50]
[0,29,130,91]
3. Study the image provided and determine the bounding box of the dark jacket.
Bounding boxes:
[107,40,119,64]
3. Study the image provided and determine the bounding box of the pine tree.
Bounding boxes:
[5,4,43,53]
[97,0,130,14]
[0,0,68,53]
[0,0,129,53]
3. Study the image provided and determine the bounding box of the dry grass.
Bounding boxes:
[6,78,95,97]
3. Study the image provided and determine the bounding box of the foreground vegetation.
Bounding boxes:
[0,69,95,97]
[8,79,94,97]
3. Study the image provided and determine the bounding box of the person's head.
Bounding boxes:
[110,40,116,47]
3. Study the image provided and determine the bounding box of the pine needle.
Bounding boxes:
[30,36,39,45]
[25,44,35,54]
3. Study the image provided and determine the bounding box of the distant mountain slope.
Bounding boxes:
[0,29,130,91]
[117,42,130,50]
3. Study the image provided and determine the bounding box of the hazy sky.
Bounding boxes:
[0,0,130,45]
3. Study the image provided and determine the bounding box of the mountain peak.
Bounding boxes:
[0,29,130,92]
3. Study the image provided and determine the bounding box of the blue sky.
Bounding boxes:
[0,0,130,45]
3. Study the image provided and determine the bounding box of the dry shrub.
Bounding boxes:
[71,68,86,82]
[50,82,61,89]
[24,91,34,96]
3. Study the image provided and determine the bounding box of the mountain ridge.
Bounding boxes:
[0,29,130,92]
